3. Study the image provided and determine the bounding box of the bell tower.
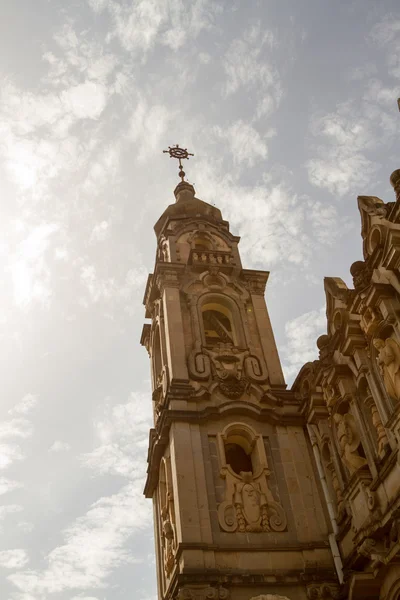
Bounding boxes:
[141,148,340,600]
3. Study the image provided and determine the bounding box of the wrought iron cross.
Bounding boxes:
[163,144,194,182]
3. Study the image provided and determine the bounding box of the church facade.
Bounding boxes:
[141,164,400,600]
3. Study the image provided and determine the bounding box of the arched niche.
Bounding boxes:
[216,423,287,533]
[217,422,268,479]
[199,293,245,349]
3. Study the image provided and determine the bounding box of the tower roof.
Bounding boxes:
[154,181,223,237]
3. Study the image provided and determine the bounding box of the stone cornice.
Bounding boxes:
[241,269,270,295]
[144,400,305,497]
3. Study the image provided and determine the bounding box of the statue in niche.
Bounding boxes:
[373,337,400,402]
[333,413,367,475]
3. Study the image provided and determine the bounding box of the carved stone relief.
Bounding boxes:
[217,427,287,533]
[333,413,367,475]
[206,343,248,398]
[373,337,400,401]
[189,342,268,399]
[368,400,389,457]
[250,595,290,600]
[176,587,229,600]
[324,455,344,514]
[159,458,176,578]
[306,583,341,599]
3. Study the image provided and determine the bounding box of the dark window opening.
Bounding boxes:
[225,443,253,475]
[194,241,209,250]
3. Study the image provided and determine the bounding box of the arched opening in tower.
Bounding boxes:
[225,442,253,475]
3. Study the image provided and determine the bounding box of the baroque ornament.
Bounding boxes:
[159,458,177,578]
[206,343,248,398]
[218,470,286,533]
[333,413,367,475]
[176,587,229,600]
[250,596,290,600]
[306,583,341,599]
[189,342,269,398]
[373,337,400,402]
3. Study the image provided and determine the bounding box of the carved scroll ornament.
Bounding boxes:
[189,342,268,399]
[206,343,248,398]
[218,470,286,533]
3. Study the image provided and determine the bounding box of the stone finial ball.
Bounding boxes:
[317,334,329,349]
[350,260,365,277]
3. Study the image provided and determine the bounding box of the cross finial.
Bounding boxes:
[163,144,194,182]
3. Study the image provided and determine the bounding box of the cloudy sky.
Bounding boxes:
[0,0,400,598]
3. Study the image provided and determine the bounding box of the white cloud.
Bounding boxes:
[213,120,270,167]
[61,81,108,120]
[9,394,38,416]
[222,23,282,118]
[194,159,343,271]
[80,264,148,307]
[0,505,23,527]
[9,394,152,594]
[0,444,24,470]
[128,100,173,161]
[82,392,152,479]
[282,307,326,382]
[9,483,150,594]
[0,477,22,496]
[0,419,33,440]
[0,549,29,569]
[49,441,71,453]
[8,224,58,308]
[370,16,400,78]
[306,103,379,197]
[307,15,400,198]
[90,221,110,243]
[91,0,219,54]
